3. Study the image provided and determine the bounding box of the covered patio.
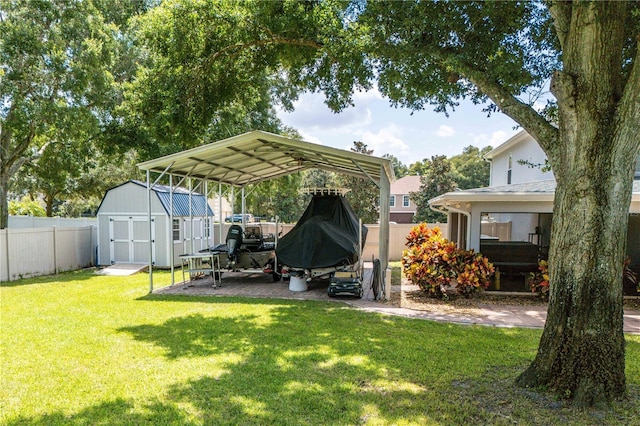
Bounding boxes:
[429,180,640,293]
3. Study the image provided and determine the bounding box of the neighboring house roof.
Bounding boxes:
[390,175,421,194]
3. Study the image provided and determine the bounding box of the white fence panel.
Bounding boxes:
[0,226,97,282]
[55,227,96,272]
[0,220,441,282]
[209,222,446,262]
[362,223,448,262]
[8,216,96,229]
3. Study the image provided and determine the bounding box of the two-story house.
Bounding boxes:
[389,175,422,223]
[429,130,640,291]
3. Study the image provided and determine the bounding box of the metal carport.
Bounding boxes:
[137,130,395,298]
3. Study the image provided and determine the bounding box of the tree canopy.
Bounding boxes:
[411,155,458,224]
[0,0,123,226]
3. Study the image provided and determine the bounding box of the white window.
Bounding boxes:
[390,195,396,207]
[172,219,180,241]
[204,218,211,239]
[403,195,410,207]
[507,154,513,185]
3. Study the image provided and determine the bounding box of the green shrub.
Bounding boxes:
[8,197,46,217]
[529,257,639,298]
[401,224,494,298]
[528,259,550,299]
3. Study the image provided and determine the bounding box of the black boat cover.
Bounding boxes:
[276,195,368,269]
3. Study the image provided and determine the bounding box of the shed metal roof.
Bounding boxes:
[130,180,213,217]
[137,130,394,186]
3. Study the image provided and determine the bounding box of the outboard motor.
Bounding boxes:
[226,225,243,262]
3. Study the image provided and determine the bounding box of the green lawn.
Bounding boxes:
[1,270,639,425]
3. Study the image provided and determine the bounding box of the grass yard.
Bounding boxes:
[1,270,639,425]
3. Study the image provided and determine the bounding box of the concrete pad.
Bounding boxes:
[150,270,640,335]
[95,264,148,276]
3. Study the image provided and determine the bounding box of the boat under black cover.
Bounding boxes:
[276,194,367,270]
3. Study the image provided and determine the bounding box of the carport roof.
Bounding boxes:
[137,130,395,186]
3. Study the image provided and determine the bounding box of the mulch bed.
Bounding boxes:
[395,284,640,312]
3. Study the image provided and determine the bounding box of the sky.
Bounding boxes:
[276,88,522,167]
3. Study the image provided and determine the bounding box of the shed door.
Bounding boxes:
[109,217,155,264]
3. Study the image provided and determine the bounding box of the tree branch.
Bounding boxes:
[464,69,559,155]
[205,35,323,66]
[8,139,51,177]
[613,35,640,154]
[547,0,572,51]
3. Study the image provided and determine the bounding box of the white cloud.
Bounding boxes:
[489,130,508,146]
[359,124,410,158]
[353,86,384,103]
[297,130,324,145]
[277,90,521,165]
[472,130,508,146]
[277,92,373,134]
[435,125,455,138]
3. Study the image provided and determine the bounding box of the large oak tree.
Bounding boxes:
[133,0,640,406]
[0,0,152,226]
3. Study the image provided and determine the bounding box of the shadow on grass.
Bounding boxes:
[5,398,195,426]
[8,297,639,424]
[118,313,263,359]
[114,301,548,424]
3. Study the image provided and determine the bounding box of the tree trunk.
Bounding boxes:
[516,155,632,406]
[516,1,640,406]
[0,170,9,229]
[45,194,54,218]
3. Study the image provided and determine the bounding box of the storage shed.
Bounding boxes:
[97,180,213,267]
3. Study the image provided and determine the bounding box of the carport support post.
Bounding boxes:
[147,170,154,293]
[379,165,391,300]
[218,182,223,244]
[241,187,246,229]
[170,174,175,285]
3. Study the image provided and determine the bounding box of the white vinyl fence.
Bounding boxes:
[361,223,448,262]
[1,217,97,282]
[8,215,96,229]
[209,222,447,263]
[0,218,444,282]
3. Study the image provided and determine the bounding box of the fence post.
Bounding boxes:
[90,225,96,266]
[53,226,58,275]
[4,228,10,282]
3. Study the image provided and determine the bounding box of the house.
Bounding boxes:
[96,180,214,267]
[429,131,640,291]
[485,130,555,186]
[389,175,421,223]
